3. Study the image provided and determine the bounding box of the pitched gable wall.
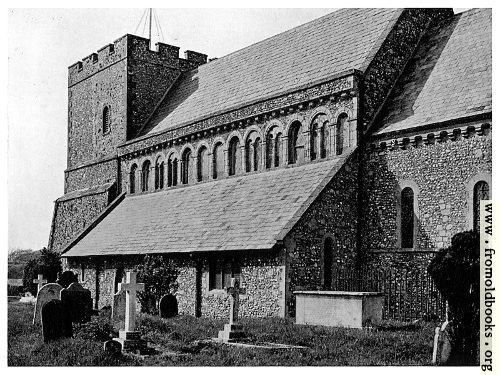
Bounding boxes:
[362,9,453,131]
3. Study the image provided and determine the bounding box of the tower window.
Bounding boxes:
[102,106,111,134]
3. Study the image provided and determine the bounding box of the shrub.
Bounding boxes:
[427,230,480,365]
[74,310,115,342]
[136,255,179,314]
[57,270,78,288]
[22,248,62,295]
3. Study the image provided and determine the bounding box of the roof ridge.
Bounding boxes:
[199,9,341,67]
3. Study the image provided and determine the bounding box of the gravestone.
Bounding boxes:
[104,339,122,355]
[111,289,126,330]
[33,274,47,294]
[217,278,246,342]
[112,271,149,353]
[41,299,72,342]
[33,283,63,325]
[60,282,92,323]
[159,294,178,318]
[432,320,452,364]
[57,270,78,288]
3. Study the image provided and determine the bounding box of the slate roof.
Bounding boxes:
[141,8,402,135]
[374,8,491,136]
[56,182,115,203]
[63,156,349,257]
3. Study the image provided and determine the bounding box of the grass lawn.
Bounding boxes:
[8,301,437,366]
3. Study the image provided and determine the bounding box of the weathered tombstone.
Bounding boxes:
[159,294,178,318]
[41,299,72,342]
[112,271,149,353]
[57,270,78,289]
[104,339,122,355]
[432,320,452,364]
[33,274,47,294]
[217,278,246,342]
[111,289,126,330]
[33,283,63,325]
[60,282,92,323]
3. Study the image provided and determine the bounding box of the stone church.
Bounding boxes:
[49,8,492,319]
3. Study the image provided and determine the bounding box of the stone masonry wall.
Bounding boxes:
[65,159,118,193]
[200,251,285,319]
[68,59,128,169]
[363,9,453,131]
[285,152,359,315]
[64,251,284,318]
[121,93,358,194]
[49,192,110,253]
[360,129,492,271]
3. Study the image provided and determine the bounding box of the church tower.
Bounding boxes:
[49,34,207,252]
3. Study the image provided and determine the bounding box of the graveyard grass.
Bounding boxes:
[9,302,437,366]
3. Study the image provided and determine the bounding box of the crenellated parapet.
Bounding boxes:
[68,34,207,87]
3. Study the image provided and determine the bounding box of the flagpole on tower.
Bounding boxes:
[135,8,165,50]
[148,8,152,49]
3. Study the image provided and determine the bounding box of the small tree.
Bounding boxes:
[427,230,480,365]
[23,248,62,296]
[136,255,179,314]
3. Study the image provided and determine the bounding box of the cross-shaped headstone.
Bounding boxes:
[33,274,47,293]
[118,271,144,332]
[226,278,246,325]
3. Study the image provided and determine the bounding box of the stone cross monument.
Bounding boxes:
[33,274,47,294]
[119,271,144,332]
[113,271,148,353]
[217,277,246,342]
[227,278,246,325]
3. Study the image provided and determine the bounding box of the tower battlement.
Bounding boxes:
[68,34,207,87]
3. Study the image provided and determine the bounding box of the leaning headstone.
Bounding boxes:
[41,299,72,342]
[159,294,178,318]
[432,320,452,364]
[33,283,63,325]
[112,289,127,330]
[60,282,92,323]
[104,340,122,355]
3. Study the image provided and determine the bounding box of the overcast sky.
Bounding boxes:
[6,5,487,252]
[7,8,344,251]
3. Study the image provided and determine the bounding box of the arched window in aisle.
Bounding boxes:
[336,113,348,156]
[323,237,333,290]
[401,187,415,248]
